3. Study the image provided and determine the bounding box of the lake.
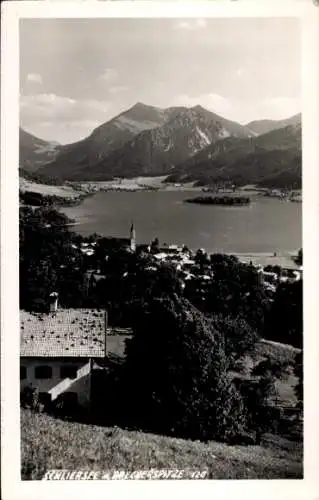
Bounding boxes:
[62,190,302,255]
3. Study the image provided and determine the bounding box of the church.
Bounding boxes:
[129,221,136,252]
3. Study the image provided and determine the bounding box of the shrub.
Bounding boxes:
[21,386,42,411]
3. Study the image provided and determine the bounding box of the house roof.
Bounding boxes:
[20,308,108,358]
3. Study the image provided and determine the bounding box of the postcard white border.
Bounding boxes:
[1,2,319,499]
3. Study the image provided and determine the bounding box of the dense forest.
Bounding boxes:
[185,196,251,206]
[19,190,87,207]
[19,168,64,186]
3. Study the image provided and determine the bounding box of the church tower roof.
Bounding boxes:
[130,221,136,251]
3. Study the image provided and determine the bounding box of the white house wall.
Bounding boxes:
[20,358,92,408]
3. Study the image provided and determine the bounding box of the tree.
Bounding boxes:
[115,263,185,327]
[240,358,287,443]
[200,256,271,332]
[58,267,87,308]
[265,280,303,348]
[121,294,247,442]
[195,249,210,270]
[211,315,259,368]
[264,264,282,275]
[150,237,160,253]
[138,263,183,300]
[235,372,278,445]
[295,248,302,266]
[19,207,82,310]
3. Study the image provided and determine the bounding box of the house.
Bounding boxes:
[153,252,168,261]
[262,271,278,285]
[20,308,132,410]
[286,269,301,283]
[278,268,302,284]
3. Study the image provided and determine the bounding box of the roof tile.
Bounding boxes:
[20,309,107,357]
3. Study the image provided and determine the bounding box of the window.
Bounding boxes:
[35,365,52,379]
[20,366,27,380]
[60,365,78,379]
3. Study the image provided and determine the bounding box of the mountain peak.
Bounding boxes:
[132,101,147,108]
[191,104,206,113]
[35,101,300,188]
[120,102,167,125]
[130,102,160,112]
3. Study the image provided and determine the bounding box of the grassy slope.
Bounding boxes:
[21,409,302,480]
[21,340,302,480]
[230,339,300,407]
[19,178,84,199]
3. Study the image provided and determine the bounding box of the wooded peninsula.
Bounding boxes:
[184,195,251,206]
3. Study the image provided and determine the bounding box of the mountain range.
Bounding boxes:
[166,122,301,188]
[245,113,301,136]
[20,103,302,188]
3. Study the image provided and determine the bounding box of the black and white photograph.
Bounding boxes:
[1,1,319,495]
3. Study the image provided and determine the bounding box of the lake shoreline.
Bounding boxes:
[61,189,301,257]
[65,214,300,269]
[229,252,300,270]
[72,177,301,199]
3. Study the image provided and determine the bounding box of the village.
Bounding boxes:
[79,223,302,298]
[20,221,302,418]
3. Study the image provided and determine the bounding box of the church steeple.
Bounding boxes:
[130,221,136,252]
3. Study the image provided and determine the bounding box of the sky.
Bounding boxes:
[20,17,301,144]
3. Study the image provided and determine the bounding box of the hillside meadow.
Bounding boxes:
[21,409,302,480]
[21,339,302,480]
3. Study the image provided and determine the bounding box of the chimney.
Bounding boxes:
[49,292,59,313]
